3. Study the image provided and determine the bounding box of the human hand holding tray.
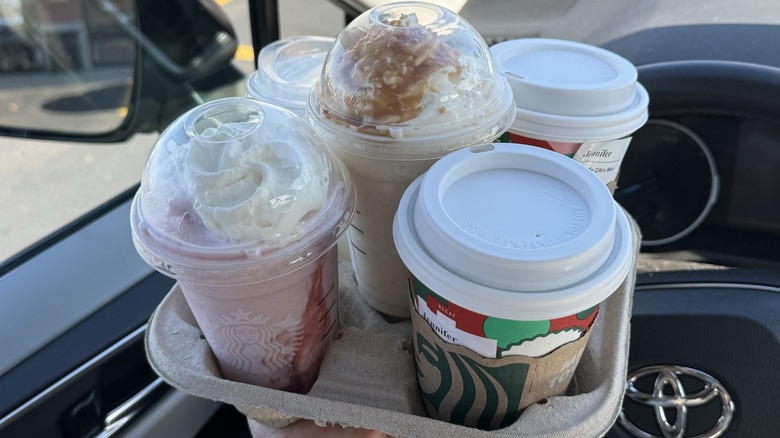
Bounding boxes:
[145,214,640,437]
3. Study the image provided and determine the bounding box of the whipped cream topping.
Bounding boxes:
[396,54,484,135]
[167,120,329,243]
[321,12,490,138]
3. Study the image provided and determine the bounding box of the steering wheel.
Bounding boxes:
[638,60,780,121]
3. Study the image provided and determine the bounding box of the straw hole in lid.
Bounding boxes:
[469,144,495,153]
[185,100,264,143]
[374,3,444,28]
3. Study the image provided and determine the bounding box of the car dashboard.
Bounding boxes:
[621,112,780,269]
[621,61,780,271]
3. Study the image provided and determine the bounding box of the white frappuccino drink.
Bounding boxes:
[308,2,515,317]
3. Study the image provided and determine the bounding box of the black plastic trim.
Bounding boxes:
[637,268,780,288]
[0,271,175,421]
[248,0,280,56]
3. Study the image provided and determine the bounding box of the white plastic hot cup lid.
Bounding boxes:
[490,38,649,142]
[393,143,634,319]
[246,36,334,115]
[414,142,615,291]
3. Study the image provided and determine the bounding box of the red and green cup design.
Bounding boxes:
[498,131,632,193]
[498,132,581,158]
[410,275,598,359]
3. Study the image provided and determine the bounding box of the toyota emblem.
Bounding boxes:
[618,365,735,438]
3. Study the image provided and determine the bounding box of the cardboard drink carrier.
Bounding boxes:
[145,214,639,437]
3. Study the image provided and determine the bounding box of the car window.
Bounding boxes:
[0,0,139,263]
[0,0,351,266]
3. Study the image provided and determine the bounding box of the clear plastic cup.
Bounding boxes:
[307,1,515,317]
[130,97,355,393]
[243,35,355,262]
[245,36,334,118]
[393,143,633,426]
[491,38,649,193]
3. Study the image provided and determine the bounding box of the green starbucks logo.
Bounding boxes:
[415,332,530,429]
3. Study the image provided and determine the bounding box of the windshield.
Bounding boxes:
[1,0,779,266]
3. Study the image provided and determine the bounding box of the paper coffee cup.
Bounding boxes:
[131,98,355,394]
[491,38,649,193]
[307,2,515,317]
[393,143,633,428]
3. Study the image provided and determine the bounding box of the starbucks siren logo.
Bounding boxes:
[207,309,303,375]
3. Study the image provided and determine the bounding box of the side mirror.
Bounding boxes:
[0,0,241,142]
[115,0,238,82]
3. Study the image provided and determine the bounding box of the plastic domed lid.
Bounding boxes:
[308,1,515,159]
[130,97,355,283]
[490,38,649,142]
[246,36,334,117]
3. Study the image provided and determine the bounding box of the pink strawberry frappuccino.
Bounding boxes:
[131,98,355,393]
